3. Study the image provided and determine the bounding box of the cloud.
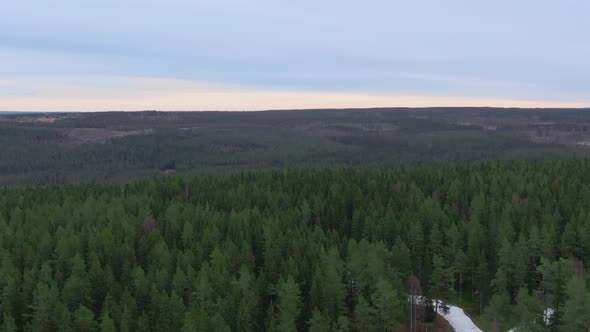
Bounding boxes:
[1,0,589,109]
[1,76,587,112]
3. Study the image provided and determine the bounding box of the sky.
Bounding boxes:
[1,0,589,111]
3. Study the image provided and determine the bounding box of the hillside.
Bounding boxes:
[2,108,590,186]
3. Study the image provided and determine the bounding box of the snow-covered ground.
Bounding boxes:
[409,297,483,332]
[434,300,483,332]
[410,297,552,332]
[543,308,554,325]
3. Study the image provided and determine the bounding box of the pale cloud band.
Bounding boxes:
[2,1,589,110]
[1,76,588,112]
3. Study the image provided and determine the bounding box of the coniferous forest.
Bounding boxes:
[2,109,590,187]
[1,159,590,331]
[3,0,590,327]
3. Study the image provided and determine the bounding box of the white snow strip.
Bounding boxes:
[408,297,482,332]
[434,300,483,332]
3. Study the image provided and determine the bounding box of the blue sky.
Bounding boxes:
[1,0,589,111]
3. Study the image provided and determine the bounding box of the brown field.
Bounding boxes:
[65,128,146,144]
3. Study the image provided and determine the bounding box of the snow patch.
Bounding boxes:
[433,300,483,332]
[409,297,483,332]
[543,308,554,325]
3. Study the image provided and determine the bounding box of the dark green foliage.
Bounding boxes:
[73,305,98,332]
[100,309,116,332]
[372,278,403,330]
[308,308,331,332]
[482,293,511,332]
[1,159,590,330]
[2,108,590,187]
[561,276,590,331]
[514,288,544,331]
[276,276,303,332]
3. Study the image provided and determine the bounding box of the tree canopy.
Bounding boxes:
[0,159,589,330]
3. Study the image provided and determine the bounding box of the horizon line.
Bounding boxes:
[2,105,590,114]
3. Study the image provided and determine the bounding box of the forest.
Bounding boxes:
[1,159,589,331]
[2,108,590,187]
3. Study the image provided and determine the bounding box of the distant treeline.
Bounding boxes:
[2,109,589,187]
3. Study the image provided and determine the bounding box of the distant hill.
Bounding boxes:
[2,107,590,186]
[0,111,37,115]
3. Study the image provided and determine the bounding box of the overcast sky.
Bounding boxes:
[1,0,589,111]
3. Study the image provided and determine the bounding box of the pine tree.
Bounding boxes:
[276,275,302,332]
[56,302,73,332]
[475,251,489,314]
[453,249,469,304]
[333,315,351,331]
[482,293,510,332]
[210,313,231,332]
[430,254,454,311]
[391,239,412,279]
[353,295,375,331]
[2,314,17,332]
[28,282,60,332]
[308,308,331,332]
[317,247,346,322]
[265,301,278,332]
[561,276,590,332]
[514,287,543,331]
[62,254,92,311]
[100,309,116,332]
[168,292,186,332]
[119,305,132,332]
[73,305,98,332]
[371,278,402,331]
[136,311,150,332]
